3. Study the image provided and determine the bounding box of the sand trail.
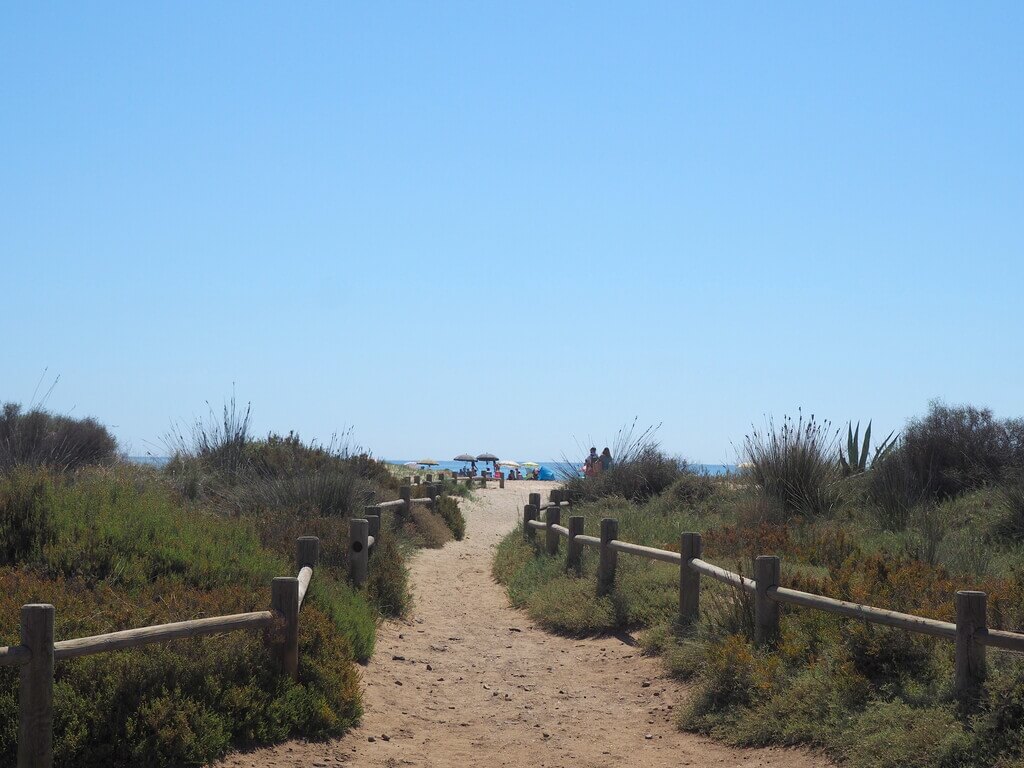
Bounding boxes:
[218,481,829,768]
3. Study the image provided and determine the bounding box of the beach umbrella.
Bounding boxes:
[417,458,439,466]
[453,454,475,462]
[403,461,418,468]
[497,460,519,468]
[520,461,539,468]
[476,453,499,462]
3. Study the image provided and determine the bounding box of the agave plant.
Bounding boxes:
[839,420,898,476]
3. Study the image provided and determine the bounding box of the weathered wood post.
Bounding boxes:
[955,590,987,699]
[368,514,385,548]
[523,504,538,543]
[550,489,562,504]
[499,474,505,489]
[546,506,561,556]
[679,532,702,626]
[567,516,584,575]
[425,473,433,483]
[528,492,541,515]
[754,555,781,646]
[349,518,370,587]
[18,603,54,768]
[296,536,320,570]
[597,518,619,596]
[414,474,421,485]
[399,485,411,517]
[365,505,381,534]
[270,577,299,680]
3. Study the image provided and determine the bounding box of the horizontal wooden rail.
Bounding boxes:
[53,611,276,661]
[377,499,405,509]
[690,558,756,594]
[409,497,434,506]
[367,534,376,549]
[550,524,569,536]
[769,586,956,639]
[609,539,682,565]
[576,534,600,547]
[980,628,1024,652]
[526,519,546,530]
[0,645,30,667]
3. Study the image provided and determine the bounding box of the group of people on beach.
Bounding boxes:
[583,446,613,477]
[455,463,538,480]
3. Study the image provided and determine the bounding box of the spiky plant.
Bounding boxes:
[839,420,897,476]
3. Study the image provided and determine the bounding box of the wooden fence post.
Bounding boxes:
[365,505,381,533]
[296,536,320,570]
[350,518,370,587]
[528,493,541,515]
[414,475,421,485]
[425,473,433,483]
[546,506,561,556]
[499,475,505,489]
[567,516,584,575]
[399,485,411,517]
[679,532,702,626]
[754,555,781,646]
[18,603,54,768]
[524,504,538,543]
[598,518,619,596]
[270,578,299,680]
[955,590,987,699]
[365,513,380,555]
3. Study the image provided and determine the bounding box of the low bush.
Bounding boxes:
[0,466,369,766]
[563,445,684,503]
[0,403,117,473]
[404,506,452,549]
[435,495,466,540]
[870,402,1024,518]
[365,531,412,617]
[743,411,842,519]
[0,466,54,564]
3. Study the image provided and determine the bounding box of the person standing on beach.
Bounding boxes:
[600,447,613,472]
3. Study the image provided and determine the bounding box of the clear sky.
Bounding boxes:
[2,3,1022,464]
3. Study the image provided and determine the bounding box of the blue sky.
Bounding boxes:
[2,2,1021,463]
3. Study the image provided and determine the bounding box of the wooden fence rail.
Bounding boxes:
[8,482,453,768]
[524,489,1024,700]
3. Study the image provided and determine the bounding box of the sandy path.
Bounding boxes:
[219,482,829,768]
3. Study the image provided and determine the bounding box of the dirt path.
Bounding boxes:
[219,482,830,768]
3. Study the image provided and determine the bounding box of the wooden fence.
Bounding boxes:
[406,473,505,489]
[2,482,450,768]
[523,490,1024,700]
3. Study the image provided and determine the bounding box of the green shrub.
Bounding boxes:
[743,411,842,518]
[0,402,117,473]
[366,532,412,617]
[870,402,1024,518]
[436,496,466,540]
[0,465,371,765]
[836,701,969,768]
[563,446,683,503]
[0,466,54,564]
[404,507,452,549]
